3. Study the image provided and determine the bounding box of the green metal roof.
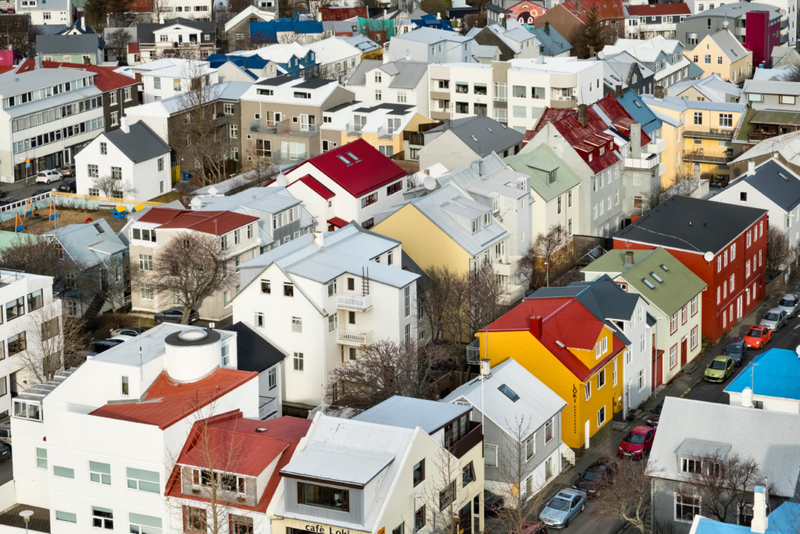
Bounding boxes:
[751,110,800,126]
[0,231,38,252]
[735,108,758,142]
[582,247,707,316]
[504,144,581,202]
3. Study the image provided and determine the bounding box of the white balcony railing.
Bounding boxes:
[337,329,374,346]
[258,396,277,420]
[336,294,373,312]
[625,154,660,170]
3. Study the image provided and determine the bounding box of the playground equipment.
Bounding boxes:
[49,199,58,221]
[131,205,145,213]
[112,206,127,219]
[14,212,23,232]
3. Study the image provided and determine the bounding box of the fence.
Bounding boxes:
[0,192,166,224]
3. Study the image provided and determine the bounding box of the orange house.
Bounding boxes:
[477,297,626,450]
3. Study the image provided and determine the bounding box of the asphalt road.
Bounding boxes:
[1,174,69,203]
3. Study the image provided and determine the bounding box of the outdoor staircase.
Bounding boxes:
[83,294,105,321]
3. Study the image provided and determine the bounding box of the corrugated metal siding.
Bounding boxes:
[284,476,365,525]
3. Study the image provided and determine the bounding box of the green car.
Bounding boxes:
[704,355,735,382]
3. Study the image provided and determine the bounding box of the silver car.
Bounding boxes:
[761,308,788,332]
[777,294,800,318]
[540,489,587,529]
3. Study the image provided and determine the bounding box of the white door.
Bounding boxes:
[584,420,591,450]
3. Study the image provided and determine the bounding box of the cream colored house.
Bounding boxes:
[686,29,753,83]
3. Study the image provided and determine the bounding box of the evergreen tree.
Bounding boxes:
[574,7,612,59]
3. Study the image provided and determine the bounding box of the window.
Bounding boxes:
[36,448,47,469]
[284,283,294,297]
[597,369,606,389]
[293,352,304,371]
[92,507,114,530]
[485,443,498,466]
[292,317,302,333]
[693,112,703,125]
[14,399,41,421]
[54,465,74,478]
[348,311,356,325]
[110,91,117,105]
[681,305,687,324]
[525,435,535,460]
[670,313,677,334]
[27,289,43,312]
[183,507,206,533]
[174,80,182,92]
[669,344,677,368]
[585,382,591,401]
[781,95,797,105]
[691,295,698,316]
[731,243,736,260]
[545,418,554,443]
[221,344,230,366]
[139,254,152,271]
[229,515,253,534]
[327,280,337,297]
[140,283,153,300]
[404,286,411,317]
[413,459,425,486]
[439,479,457,510]
[229,124,238,138]
[254,313,264,328]
[261,280,271,294]
[8,333,26,356]
[298,482,349,512]
[268,367,277,390]
[597,405,606,426]
[719,113,733,128]
[56,511,76,523]
[111,166,122,179]
[129,513,162,534]
[6,297,24,321]
[88,164,98,177]
[127,468,159,493]
[90,461,111,485]
[675,494,701,522]
[387,180,403,196]
[691,326,698,349]
[361,192,378,208]
[153,77,161,90]
[638,369,645,390]
[415,505,427,531]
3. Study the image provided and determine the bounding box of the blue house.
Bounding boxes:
[249,15,325,46]
[411,13,453,31]
[617,89,663,138]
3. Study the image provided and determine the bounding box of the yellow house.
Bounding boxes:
[685,30,753,83]
[476,296,625,450]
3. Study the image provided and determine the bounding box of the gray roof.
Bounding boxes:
[346,59,382,86]
[45,219,125,268]
[442,359,566,440]
[103,122,169,164]
[347,59,429,89]
[707,29,749,63]
[429,115,523,156]
[192,186,301,214]
[36,33,102,54]
[529,25,572,56]
[528,275,641,323]
[281,443,395,486]
[440,152,530,201]
[684,2,781,21]
[0,67,96,99]
[136,18,216,46]
[648,397,800,497]
[159,80,252,115]
[641,94,747,113]
[676,438,733,459]
[354,395,471,433]
[743,79,800,97]
[731,159,800,212]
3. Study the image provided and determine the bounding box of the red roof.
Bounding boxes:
[593,93,652,146]
[290,175,335,199]
[305,139,407,198]
[90,369,257,430]
[137,207,258,236]
[480,297,626,382]
[626,3,690,16]
[13,60,137,92]
[165,410,310,512]
[327,216,349,228]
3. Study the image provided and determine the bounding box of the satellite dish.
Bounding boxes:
[276,174,288,187]
[796,345,800,357]
[703,251,714,262]
[423,175,436,191]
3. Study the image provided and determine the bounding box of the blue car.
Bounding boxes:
[540,489,587,529]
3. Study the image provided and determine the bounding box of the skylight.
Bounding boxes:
[337,155,352,165]
[779,172,789,181]
[642,278,656,290]
[498,384,520,402]
[650,271,664,283]
[346,151,361,163]
[633,100,642,108]
[94,223,104,234]
[660,264,669,272]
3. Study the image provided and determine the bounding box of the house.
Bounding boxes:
[224,6,276,52]
[228,42,319,78]
[134,18,216,61]
[648,397,800,534]
[677,4,784,66]
[686,30,753,83]
[15,0,71,25]
[386,27,498,64]
[597,51,656,96]
[773,45,800,68]
[75,119,170,201]
[724,348,800,413]
[474,293,626,450]
[206,53,272,82]
[730,130,800,182]
[129,58,219,104]
[240,76,354,165]
[271,404,484,534]
[468,20,539,61]
[600,36,703,91]
[278,139,407,230]
[248,17,325,46]
[419,115,523,170]
[128,207,261,321]
[231,223,419,411]
[443,359,566,500]
[666,74,742,103]
[346,59,430,116]
[36,33,103,65]
[532,0,624,50]
[624,3,690,40]
[613,196,768,342]
[305,37,362,81]
[10,323,260,533]
[582,247,707,386]
[742,80,800,112]
[529,24,572,57]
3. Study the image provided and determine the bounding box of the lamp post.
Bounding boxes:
[19,510,33,534]
[545,260,550,287]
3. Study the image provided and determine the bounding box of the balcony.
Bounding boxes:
[250,120,319,138]
[336,294,373,312]
[449,421,483,459]
[377,124,398,139]
[649,138,667,153]
[269,150,321,165]
[550,98,578,109]
[259,396,277,420]
[337,329,374,346]
[625,152,660,170]
[466,339,480,364]
[683,128,734,140]
[683,149,732,164]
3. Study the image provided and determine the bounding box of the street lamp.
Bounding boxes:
[545,261,550,287]
[19,510,33,534]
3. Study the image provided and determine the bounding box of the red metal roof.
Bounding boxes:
[327,216,349,228]
[593,93,652,146]
[626,3,690,16]
[137,207,258,236]
[13,60,138,92]
[90,369,258,430]
[306,139,407,198]
[480,297,626,382]
[291,175,335,199]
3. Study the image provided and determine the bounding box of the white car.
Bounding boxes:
[35,170,62,184]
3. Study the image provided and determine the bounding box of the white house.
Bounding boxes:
[15,0,71,25]
[129,58,219,104]
[346,59,430,116]
[232,222,420,411]
[304,37,362,81]
[75,119,170,201]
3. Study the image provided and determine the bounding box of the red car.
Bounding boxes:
[618,426,655,459]
[743,325,771,349]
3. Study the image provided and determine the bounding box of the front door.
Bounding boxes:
[655,351,663,386]
[459,502,472,534]
[680,338,688,367]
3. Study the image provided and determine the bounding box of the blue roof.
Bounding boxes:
[617,89,662,135]
[529,25,572,56]
[206,54,269,70]
[411,13,454,30]
[250,18,324,40]
[694,503,800,534]
[725,348,800,400]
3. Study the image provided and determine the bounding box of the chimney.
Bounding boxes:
[742,386,754,408]
[34,54,42,69]
[120,116,129,134]
[80,15,86,30]
[654,85,664,100]
[502,15,507,29]
[529,315,543,338]
[589,45,595,57]
[577,104,588,127]
[159,14,164,23]
[751,487,768,534]
[748,160,756,176]
[631,122,642,159]
[544,21,550,35]
[615,84,623,98]
[480,358,492,378]
[576,0,582,10]
[624,250,635,266]
[314,231,325,248]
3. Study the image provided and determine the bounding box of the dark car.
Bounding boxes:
[0,443,11,462]
[110,326,147,337]
[0,198,18,206]
[722,337,748,366]
[31,189,52,198]
[573,457,616,496]
[484,489,504,514]
[58,180,76,193]
[88,339,125,356]
[154,308,199,324]
[0,190,7,198]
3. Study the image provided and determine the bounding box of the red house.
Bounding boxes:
[613,196,767,343]
[320,5,367,20]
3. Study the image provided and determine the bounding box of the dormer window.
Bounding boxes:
[294,91,311,99]
[548,169,557,184]
[472,219,479,233]
[483,213,491,225]
[257,88,274,96]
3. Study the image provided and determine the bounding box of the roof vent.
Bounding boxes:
[471,135,478,141]
[255,428,269,433]
[487,127,493,133]
[178,328,208,341]
[555,340,565,348]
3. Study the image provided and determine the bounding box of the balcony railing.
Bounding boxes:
[336,294,373,312]
[250,120,319,138]
[259,396,277,420]
[449,421,483,459]
[377,124,397,139]
[683,149,732,164]
[625,153,660,170]
[337,329,374,346]
[466,339,480,364]
[683,128,734,140]
[269,150,321,165]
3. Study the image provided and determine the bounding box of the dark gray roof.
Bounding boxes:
[225,321,284,372]
[36,33,102,54]
[257,75,296,86]
[528,275,640,323]
[739,160,800,212]
[136,18,215,46]
[354,103,414,115]
[325,100,360,113]
[294,78,333,89]
[104,122,170,164]
[486,3,505,12]
[430,115,523,156]
[615,196,767,254]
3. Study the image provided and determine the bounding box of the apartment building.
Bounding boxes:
[601,37,703,91]
[624,3,690,40]
[130,58,219,104]
[346,59,430,116]
[232,223,419,410]
[688,0,797,47]
[240,76,354,165]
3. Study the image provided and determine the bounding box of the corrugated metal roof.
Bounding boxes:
[45,219,124,268]
[354,395,471,433]
[281,443,395,485]
[103,122,169,164]
[725,348,800,400]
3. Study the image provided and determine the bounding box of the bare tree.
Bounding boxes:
[96,254,130,313]
[84,0,110,34]
[21,302,87,385]
[135,231,236,324]
[781,66,800,82]
[0,17,41,58]
[316,61,350,84]
[327,340,454,410]
[469,260,505,339]
[106,28,132,65]
[425,447,461,534]
[0,236,87,300]
[518,224,569,290]
[92,174,137,200]
[593,460,656,534]
[767,225,795,280]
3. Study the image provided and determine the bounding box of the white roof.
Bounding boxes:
[130,58,216,79]
[509,56,598,74]
[242,76,345,107]
[732,129,800,165]
[304,37,361,65]
[602,35,682,63]
[667,73,742,102]
[228,42,308,63]
[224,5,275,33]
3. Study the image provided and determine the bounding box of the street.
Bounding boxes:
[0,174,69,204]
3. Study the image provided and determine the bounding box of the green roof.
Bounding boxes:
[582,247,707,316]
[504,145,581,202]
[735,108,758,142]
[0,231,38,252]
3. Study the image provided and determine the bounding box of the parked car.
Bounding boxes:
[0,421,12,445]
[722,337,747,366]
[0,198,18,207]
[484,489,504,514]
[540,489,587,529]
[618,426,656,459]
[777,294,800,318]
[31,189,52,197]
[154,307,199,324]
[58,179,76,193]
[0,189,7,198]
[743,325,771,349]
[704,355,735,383]
[110,326,147,337]
[646,402,663,428]
[573,457,616,496]
[0,443,11,462]
[761,308,788,332]
[87,338,125,356]
[58,164,76,177]
[35,169,62,184]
